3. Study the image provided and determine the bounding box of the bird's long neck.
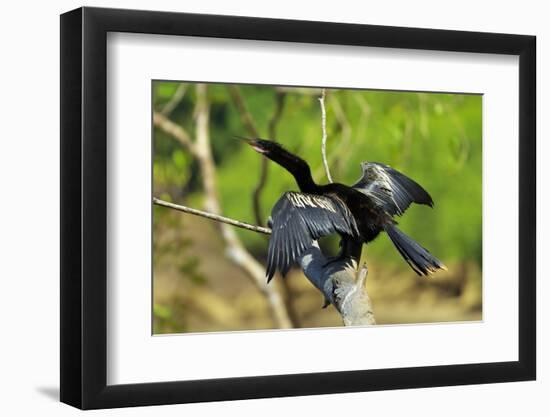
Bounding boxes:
[265,148,318,193]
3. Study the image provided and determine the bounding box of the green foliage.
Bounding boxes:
[153,82,482,271]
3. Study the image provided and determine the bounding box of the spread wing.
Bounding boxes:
[266,192,359,282]
[351,162,433,216]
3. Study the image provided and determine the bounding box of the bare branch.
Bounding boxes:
[227,85,261,137]
[313,94,353,181]
[160,83,188,116]
[226,85,268,225]
[319,89,333,183]
[251,91,287,226]
[153,197,271,235]
[267,91,287,138]
[312,94,355,181]
[153,111,197,157]
[228,87,287,226]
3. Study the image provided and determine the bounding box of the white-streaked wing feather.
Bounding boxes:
[351,162,433,216]
[266,192,359,281]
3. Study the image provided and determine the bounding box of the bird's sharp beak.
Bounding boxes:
[236,136,268,154]
[233,135,252,144]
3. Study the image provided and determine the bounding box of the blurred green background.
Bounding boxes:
[152,81,482,334]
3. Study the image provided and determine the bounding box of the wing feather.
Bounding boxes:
[266,192,359,282]
[352,162,433,216]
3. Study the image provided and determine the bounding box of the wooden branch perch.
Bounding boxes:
[153,198,271,235]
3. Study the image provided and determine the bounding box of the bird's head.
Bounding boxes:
[237,137,285,156]
[238,136,316,191]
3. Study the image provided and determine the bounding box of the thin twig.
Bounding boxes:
[319,89,333,183]
[153,111,197,157]
[226,86,267,224]
[160,83,188,116]
[268,91,287,138]
[227,86,260,137]
[313,95,352,181]
[228,87,287,226]
[153,197,271,235]
[251,91,287,225]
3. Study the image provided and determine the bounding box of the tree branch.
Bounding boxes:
[268,91,287,138]
[228,87,287,227]
[313,94,352,181]
[251,91,287,226]
[228,85,260,137]
[153,111,197,157]
[160,83,187,116]
[228,86,270,226]
[319,89,333,183]
[153,197,271,235]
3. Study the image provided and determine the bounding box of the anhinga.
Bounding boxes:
[243,138,446,282]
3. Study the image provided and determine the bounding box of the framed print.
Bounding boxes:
[60,6,536,409]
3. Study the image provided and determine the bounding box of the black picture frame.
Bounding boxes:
[60,6,536,410]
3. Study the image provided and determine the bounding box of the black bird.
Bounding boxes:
[243,138,446,282]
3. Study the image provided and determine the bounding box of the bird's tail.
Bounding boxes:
[384,223,446,276]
